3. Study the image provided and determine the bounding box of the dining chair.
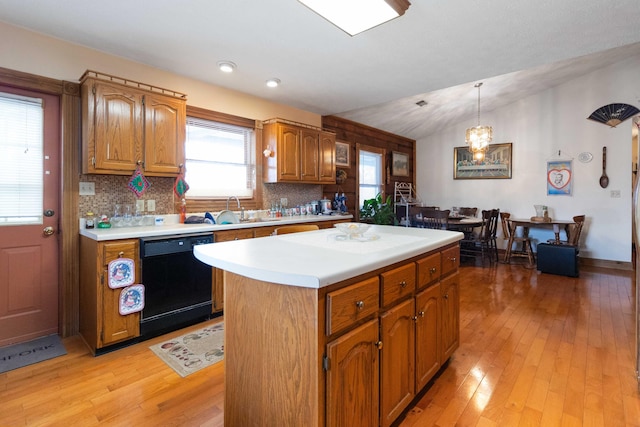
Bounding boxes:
[412,207,440,228]
[273,224,320,235]
[458,207,478,217]
[547,214,585,249]
[422,209,450,230]
[406,205,424,227]
[501,212,535,265]
[460,209,499,265]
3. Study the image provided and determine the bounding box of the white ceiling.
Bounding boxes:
[1,0,640,140]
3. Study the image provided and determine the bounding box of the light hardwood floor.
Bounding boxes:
[1,263,638,426]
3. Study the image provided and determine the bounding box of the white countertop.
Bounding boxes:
[79,213,353,241]
[194,225,463,289]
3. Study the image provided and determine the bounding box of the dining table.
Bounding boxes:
[503,217,575,266]
[446,216,484,234]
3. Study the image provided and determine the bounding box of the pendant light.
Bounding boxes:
[465,82,492,160]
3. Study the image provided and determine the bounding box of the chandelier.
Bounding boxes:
[465,82,492,160]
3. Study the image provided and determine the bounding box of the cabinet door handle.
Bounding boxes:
[412,315,418,322]
[399,280,407,288]
[429,267,437,274]
[443,294,449,300]
[450,257,457,263]
[355,300,364,310]
[418,311,425,317]
[375,341,383,350]
[118,251,125,258]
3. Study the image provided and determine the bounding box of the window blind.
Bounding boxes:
[0,92,44,225]
[185,117,255,198]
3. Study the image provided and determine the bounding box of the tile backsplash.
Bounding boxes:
[78,175,323,218]
[78,175,175,218]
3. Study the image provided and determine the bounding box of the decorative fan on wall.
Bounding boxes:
[587,103,640,128]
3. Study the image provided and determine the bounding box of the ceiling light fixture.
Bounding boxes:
[298,0,411,36]
[217,61,237,73]
[465,82,493,161]
[266,78,281,88]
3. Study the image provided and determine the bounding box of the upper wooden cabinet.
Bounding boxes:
[80,70,187,176]
[263,119,336,184]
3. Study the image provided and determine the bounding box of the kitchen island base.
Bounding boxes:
[219,237,461,427]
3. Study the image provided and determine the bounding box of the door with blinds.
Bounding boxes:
[0,86,60,346]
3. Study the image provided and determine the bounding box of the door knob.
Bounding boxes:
[43,226,55,236]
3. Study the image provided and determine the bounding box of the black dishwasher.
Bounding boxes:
[140,233,213,338]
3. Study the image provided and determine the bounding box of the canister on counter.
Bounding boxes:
[85,212,95,229]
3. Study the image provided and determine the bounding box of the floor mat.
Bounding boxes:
[150,322,224,377]
[0,334,66,374]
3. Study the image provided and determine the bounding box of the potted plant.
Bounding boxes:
[359,193,397,225]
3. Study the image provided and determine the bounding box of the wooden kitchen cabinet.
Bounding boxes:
[263,119,336,184]
[415,283,441,390]
[440,272,460,362]
[80,70,186,176]
[324,244,459,427]
[221,239,460,427]
[378,245,460,427]
[326,318,380,427]
[79,237,140,354]
[380,297,415,427]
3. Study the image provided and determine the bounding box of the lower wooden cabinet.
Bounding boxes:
[440,272,460,362]
[325,244,461,427]
[79,237,141,354]
[326,318,380,427]
[415,284,441,390]
[379,277,459,427]
[380,298,415,427]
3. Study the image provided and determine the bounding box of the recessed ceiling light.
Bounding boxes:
[217,61,237,73]
[266,78,281,88]
[298,0,410,36]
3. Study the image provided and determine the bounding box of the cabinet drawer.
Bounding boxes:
[326,277,379,336]
[214,229,254,242]
[253,226,277,238]
[441,245,460,277]
[381,263,416,307]
[416,252,441,289]
[101,240,138,266]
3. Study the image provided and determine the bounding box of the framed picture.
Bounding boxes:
[547,160,572,196]
[335,141,350,167]
[392,151,409,176]
[454,142,512,179]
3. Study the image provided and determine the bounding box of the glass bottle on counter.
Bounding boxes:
[85,212,95,229]
[179,198,187,223]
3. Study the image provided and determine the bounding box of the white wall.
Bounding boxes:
[416,56,640,262]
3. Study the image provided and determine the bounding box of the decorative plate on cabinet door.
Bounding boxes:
[578,152,593,163]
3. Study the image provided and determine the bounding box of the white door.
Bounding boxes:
[0,86,60,346]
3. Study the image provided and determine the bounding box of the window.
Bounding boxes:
[0,92,44,225]
[357,145,385,208]
[184,107,258,209]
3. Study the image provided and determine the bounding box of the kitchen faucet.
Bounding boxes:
[226,196,244,220]
[226,195,240,210]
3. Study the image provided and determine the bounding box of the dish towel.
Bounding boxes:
[128,164,151,198]
[174,171,189,198]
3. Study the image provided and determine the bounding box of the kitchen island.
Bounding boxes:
[195,225,463,427]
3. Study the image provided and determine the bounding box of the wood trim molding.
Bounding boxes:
[60,83,82,337]
[0,66,64,95]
